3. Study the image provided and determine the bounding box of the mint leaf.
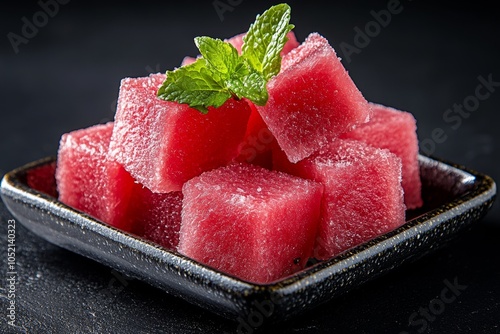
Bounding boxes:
[157,3,293,113]
[242,3,294,80]
[195,36,239,77]
[157,60,232,114]
[227,62,268,105]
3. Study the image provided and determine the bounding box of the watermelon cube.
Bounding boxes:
[340,103,423,209]
[56,122,137,232]
[178,163,323,283]
[257,33,372,163]
[274,139,406,260]
[56,123,182,246]
[109,73,251,193]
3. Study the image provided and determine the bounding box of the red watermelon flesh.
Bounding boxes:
[281,31,300,55]
[108,73,251,193]
[340,103,423,209]
[257,33,372,163]
[178,163,323,283]
[27,161,58,198]
[133,187,183,250]
[274,139,405,260]
[235,101,275,169]
[56,122,137,232]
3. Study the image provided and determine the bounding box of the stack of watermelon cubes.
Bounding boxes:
[55,30,422,284]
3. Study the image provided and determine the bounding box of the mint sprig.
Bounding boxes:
[242,4,294,80]
[157,3,293,114]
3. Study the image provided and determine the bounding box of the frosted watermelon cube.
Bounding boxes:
[56,122,137,232]
[109,73,251,193]
[257,33,372,163]
[56,123,182,245]
[340,103,423,209]
[274,139,406,260]
[178,163,323,283]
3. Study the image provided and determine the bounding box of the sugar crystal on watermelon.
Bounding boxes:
[178,163,323,283]
[274,139,406,260]
[109,73,251,193]
[257,33,372,163]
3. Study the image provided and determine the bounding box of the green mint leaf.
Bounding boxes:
[157,59,232,114]
[242,3,294,80]
[157,3,294,113]
[227,61,268,106]
[195,36,240,77]
[157,38,269,111]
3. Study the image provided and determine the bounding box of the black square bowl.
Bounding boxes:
[0,155,496,323]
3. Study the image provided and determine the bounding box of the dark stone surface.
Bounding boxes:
[1,1,499,333]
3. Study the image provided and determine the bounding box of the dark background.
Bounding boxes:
[1,1,499,333]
